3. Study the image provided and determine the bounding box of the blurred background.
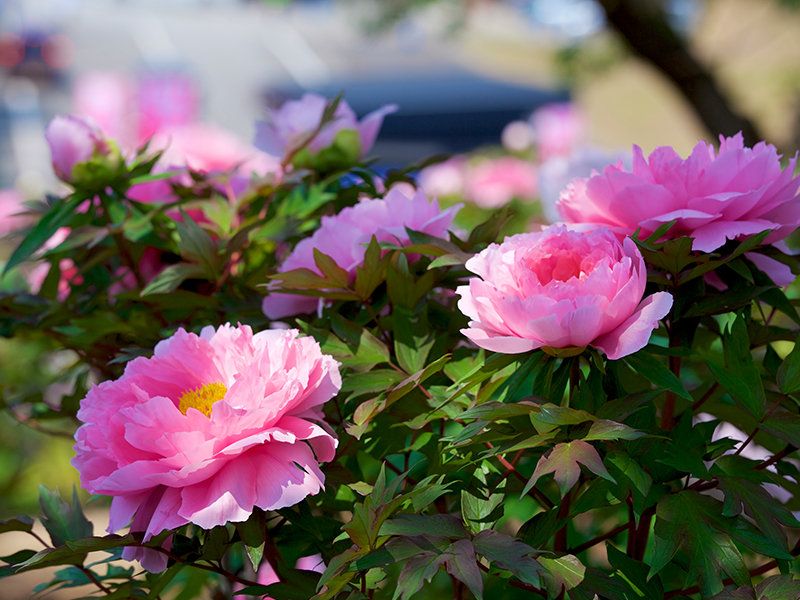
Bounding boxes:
[1,0,799,595]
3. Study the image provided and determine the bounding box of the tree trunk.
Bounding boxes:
[596,0,763,145]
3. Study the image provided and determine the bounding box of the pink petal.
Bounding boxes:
[592,292,673,360]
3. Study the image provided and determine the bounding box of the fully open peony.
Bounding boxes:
[557,133,800,254]
[263,187,460,319]
[72,324,340,572]
[457,226,673,359]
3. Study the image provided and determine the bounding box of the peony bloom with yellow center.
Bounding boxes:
[72,324,341,572]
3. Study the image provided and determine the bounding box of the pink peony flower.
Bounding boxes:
[531,103,584,160]
[0,189,29,236]
[558,133,800,253]
[456,225,673,359]
[72,324,341,572]
[45,115,110,182]
[255,93,397,159]
[263,187,460,319]
[463,157,538,208]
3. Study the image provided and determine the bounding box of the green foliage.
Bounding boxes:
[1,104,800,600]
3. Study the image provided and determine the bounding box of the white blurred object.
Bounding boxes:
[501,120,534,152]
[538,147,625,223]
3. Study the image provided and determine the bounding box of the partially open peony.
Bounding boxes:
[557,134,800,254]
[255,93,396,160]
[72,324,340,572]
[263,187,460,319]
[456,226,673,359]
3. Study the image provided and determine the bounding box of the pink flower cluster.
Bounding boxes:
[263,187,460,319]
[72,324,340,572]
[457,226,673,359]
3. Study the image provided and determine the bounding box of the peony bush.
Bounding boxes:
[1,96,800,599]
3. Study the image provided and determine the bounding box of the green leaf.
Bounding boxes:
[39,486,92,547]
[523,440,615,497]
[605,451,652,498]
[444,540,483,600]
[777,335,800,394]
[473,530,543,587]
[539,555,585,593]
[0,516,33,535]
[530,403,596,434]
[379,514,466,539]
[393,552,447,600]
[708,315,766,417]
[458,400,540,422]
[393,308,435,374]
[4,194,82,274]
[461,469,505,533]
[624,351,691,400]
[313,248,350,289]
[354,236,387,299]
[583,419,645,441]
[140,263,206,295]
[175,210,219,276]
[648,492,750,597]
[762,409,800,447]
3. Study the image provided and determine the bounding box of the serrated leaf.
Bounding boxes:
[444,540,483,600]
[648,492,750,597]
[473,530,543,586]
[523,441,615,497]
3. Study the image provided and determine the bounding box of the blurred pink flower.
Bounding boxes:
[0,189,29,236]
[457,225,672,359]
[73,72,136,146]
[45,115,110,182]
[255,93,396,159]
[531,103,584,160]
[136,72,199,143]
[558,134,800,254]
[72,324,340,572]
[263,187,460,319]
[128,123,281,204]
[463,157,538,208]
[418,158,466,198]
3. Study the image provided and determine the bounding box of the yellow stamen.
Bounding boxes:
[178,382,227,417]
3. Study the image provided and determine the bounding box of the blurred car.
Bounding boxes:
[0,27,72,81]
[265,67,569,165]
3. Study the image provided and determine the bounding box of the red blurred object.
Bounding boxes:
[0,28,71,79]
